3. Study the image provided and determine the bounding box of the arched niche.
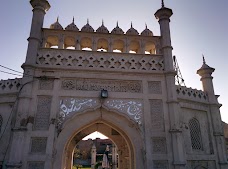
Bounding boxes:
[45,35,59,48]
[129,40,140,54]
[97,38,108,52]
[52,108,144,169]
[81,37,92,51]
[113,39,124,53]
[145,41,156,54]
[64,36,76,50]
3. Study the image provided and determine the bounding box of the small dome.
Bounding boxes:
[96,20,109,33]
[126,23,139,35]
[81,19,94,32]
[50,17,63,30]
[141,24,153,36]
[65,17,79,31]
[111,22,124,35]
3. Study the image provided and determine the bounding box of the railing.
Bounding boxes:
[176,85,208,103]
[36,48,164,73]
[0,78,22,94]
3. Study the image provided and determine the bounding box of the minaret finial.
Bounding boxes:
[57,16,59,22]
[202,54,206,64]
[161,0,165,8]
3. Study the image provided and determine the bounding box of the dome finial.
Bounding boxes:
[116,21,119,27]
[161,0,165,8]
[131,22,133,28]
[202,54,206,64]
[145,23,147,29]
[72,16,74,23]
[87,18,89,24]
[57,16,59,22]
[102,19,104,26]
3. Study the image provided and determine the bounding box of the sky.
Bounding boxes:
[0,0,227,122]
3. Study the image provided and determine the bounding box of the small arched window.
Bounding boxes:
[189,118,203,150]
[0,115,3,133]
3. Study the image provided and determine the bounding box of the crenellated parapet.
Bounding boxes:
[0,78,22,94]
[176,85,208,103]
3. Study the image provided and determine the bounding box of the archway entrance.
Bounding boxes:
[52,108,144,169]
[72,123,129,169]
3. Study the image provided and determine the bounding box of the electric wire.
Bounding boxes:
[0,64,35,78]
[0,65,24,75]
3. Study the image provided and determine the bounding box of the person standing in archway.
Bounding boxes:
[102,145,110,169]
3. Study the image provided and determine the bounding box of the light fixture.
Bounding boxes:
[101,89,108,98]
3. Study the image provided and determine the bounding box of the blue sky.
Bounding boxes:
[0,0,227,122]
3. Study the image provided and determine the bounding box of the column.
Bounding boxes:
[25,0,50,65]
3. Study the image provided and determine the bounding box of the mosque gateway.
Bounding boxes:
[0,0,227,169]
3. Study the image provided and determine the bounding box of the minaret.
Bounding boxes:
[155,1,186,168]
[197,57,228,168]
[91,143,97,169]
[24,0,50,65]
[5,1,50,169]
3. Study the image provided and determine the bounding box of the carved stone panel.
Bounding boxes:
[186,160,215,169]
[27,162,44,169]
[153,160,168,169]
[58,98,99,127]
[62,78,142,93]
[34,96,52,130]
[148,81,162,94]
[30,137,47,153]
[104,99,143,125]
[152,137,167,154]
[150,99,164,130]
[39,79,54,90]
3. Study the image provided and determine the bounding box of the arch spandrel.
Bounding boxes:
[53,108,145,169]
[58,98,143,131]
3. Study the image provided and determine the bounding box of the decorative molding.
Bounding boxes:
[148,81,162,94]
[104,99,143,125]
[179,101,208,111]
[34,96,52,130]
[62,78,142,93]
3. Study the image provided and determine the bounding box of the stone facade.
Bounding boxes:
[0,0,227,169]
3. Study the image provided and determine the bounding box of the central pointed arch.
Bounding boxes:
[52,108,145,169]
